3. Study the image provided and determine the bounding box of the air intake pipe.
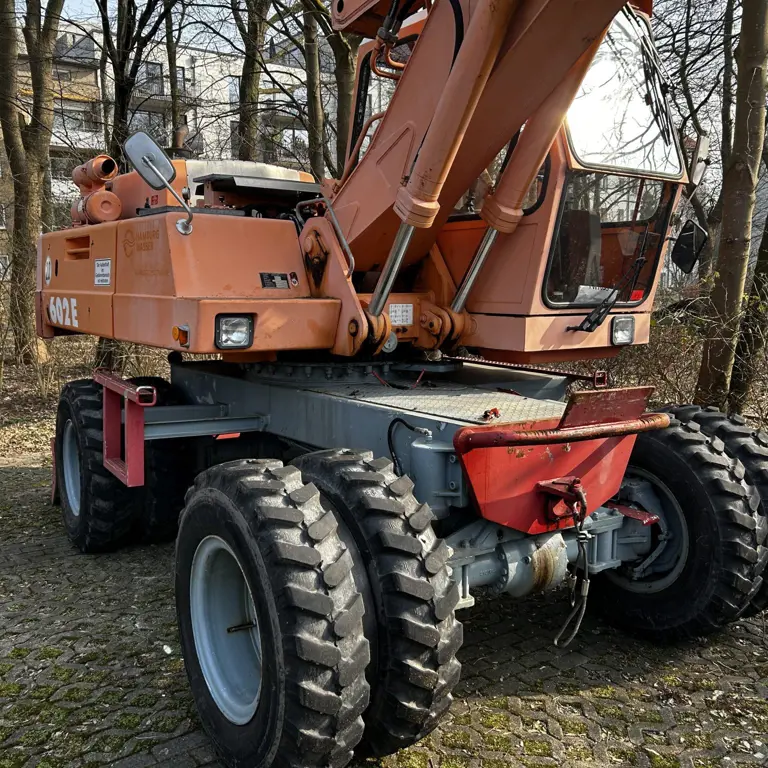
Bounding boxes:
[71,154,121,224]
[72,155,118,193]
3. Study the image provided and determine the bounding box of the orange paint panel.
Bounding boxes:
[43,290,114,337]
[436,136,568,318]
[112,296,340,353]
[117,214,310,300]
[39,222,117,337]
[463,313,650,357]
[460,434,637,534]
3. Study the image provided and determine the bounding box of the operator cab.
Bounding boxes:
[345,3,703,360]
[546,8,684,311]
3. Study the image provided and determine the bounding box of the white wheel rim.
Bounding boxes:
[62,420,81,516]
[190,536,262,725]
[607,467,690,593]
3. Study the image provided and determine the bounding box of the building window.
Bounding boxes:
[268,38,276,59]
[138,61,164,96]
[54,70,72,82]
[55,33,95,60]
[130,110,167,144]
[53,103,100,134]
[0,254,9,281]
[228,76,240,106]
[0,205,6,229]
[176,66,186,94]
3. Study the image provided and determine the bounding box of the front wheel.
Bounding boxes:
[292,449,462,757]
[594,417,764,641]
[176,459,370,767]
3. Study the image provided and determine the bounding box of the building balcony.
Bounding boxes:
[53,34,98,67]
[131,78,202,109]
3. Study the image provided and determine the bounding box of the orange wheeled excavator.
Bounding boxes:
[38,0,767,765]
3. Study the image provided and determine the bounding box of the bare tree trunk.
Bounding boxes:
[8,175,43,363]
[0,0,64,362]
[304,8,324,179]
[165,0,183,139]
[699,0,734,283]
[99,42,111,150]
[238,48,261,160]
[330,32,361,171]
[729,209,768,413]
[721,0,735,171]
[694,0,768,408]
[232,0,269,162]
[108,81,134,167]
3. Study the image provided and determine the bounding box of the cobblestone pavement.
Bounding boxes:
[0,457,766,768]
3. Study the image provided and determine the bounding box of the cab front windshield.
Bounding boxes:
[566,9,682,175]
[545,173,671,306]
[546,9,681,307]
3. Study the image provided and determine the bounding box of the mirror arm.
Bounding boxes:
[142,156,193,235]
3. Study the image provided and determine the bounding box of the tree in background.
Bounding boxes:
[231,0,271,161]
[301,0,360,173]
[655,0,736,281]
[165,0,188,142]
[0,0,65,361]
[695,0,768,407]
[303,5,324,178]
[94,0,178,164]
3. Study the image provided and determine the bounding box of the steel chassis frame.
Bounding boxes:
[91,357,657,604]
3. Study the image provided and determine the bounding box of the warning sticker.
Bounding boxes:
[389,303,414,325]
[260,272,290,289]
[94,259,112,286]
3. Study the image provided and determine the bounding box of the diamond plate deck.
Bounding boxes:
[302,382,566,425]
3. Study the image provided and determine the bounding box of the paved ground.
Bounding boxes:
[0,455,767,768]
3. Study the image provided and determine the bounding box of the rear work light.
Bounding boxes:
[215,315,254,349]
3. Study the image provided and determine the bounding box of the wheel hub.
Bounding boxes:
[62,420,81,516]
[190,535,262,725]
[608,467,690,593]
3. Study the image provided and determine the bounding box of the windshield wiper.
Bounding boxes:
[622,5,674,146]
[567,255,647,333]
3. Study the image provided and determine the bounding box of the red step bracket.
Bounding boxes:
[94,370,157,487]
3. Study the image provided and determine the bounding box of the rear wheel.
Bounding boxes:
[665,405,768,615]
[176,459,370,767]
[292,449,462,757]
[594,417,763,640]
[55,380,136,552]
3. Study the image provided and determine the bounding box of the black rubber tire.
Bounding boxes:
[664,405,768,616]
[292,449,462,757]
[129,377,193,543]
[55,379,136,552]
[593,417,764,641]
[176,459,370,768]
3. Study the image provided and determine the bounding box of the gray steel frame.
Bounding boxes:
[154,357,652,606]
[167,358,568,516]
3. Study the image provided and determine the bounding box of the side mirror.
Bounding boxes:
[670,219,707,274]
[124,131,192,235]
[689,132,710,189]
[124,131,176,190]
